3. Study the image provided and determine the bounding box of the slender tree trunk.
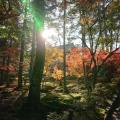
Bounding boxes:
[0,56,6,85]
[6,38,13,86]
[103,0,108,51]
[63,0,67,93]
[18,6,27,88]
[6,56,10,86]
[29,22,36,82]
[27,0,45,106]
[0,39,7,85]
[105,89,120,120]
[93,63,97,88]
[79,5,86,47]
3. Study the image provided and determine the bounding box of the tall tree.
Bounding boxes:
[63,0,68,93]
[65,0,120,91]
[6,37,13,86]
[29,21,36,82]
[27,0,45,106]
[18,4,27,88]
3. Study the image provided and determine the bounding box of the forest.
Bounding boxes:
[0,0,120,120]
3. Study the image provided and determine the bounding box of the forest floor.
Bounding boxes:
[0,83,29,120]
[0,78,120,120]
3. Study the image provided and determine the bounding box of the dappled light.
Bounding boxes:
[0,0,120,120]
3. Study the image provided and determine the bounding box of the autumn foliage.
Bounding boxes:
[66,47,120,79]
[0,47,19,74]
[44,46,63,80]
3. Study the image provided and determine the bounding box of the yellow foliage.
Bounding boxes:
[44,46,63,76]
[52,69,63,80]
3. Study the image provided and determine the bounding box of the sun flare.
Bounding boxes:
[42,29,55,39]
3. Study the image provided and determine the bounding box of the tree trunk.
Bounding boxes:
[0,56,6,85]
[79,5,86,47]
[18,6,27,88]
[105,90,120,120]
[29,21,36,82]
[6,38,13,86]
[27,33,45,105]
[63,0,68,93]
[0,38,7,85]
[27,0,45,106]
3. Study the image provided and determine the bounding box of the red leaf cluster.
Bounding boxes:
[66,47,120,77]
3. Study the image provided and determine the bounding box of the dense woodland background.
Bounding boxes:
[0,0,120,120]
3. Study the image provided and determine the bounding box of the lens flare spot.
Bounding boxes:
[42,29,55,39]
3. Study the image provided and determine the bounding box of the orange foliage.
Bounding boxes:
[66,47,84,77]
[66,47,120,77]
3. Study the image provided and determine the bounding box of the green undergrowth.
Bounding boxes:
[42,77,120,120]
[41,93,81,112]
[17,77,120,120]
